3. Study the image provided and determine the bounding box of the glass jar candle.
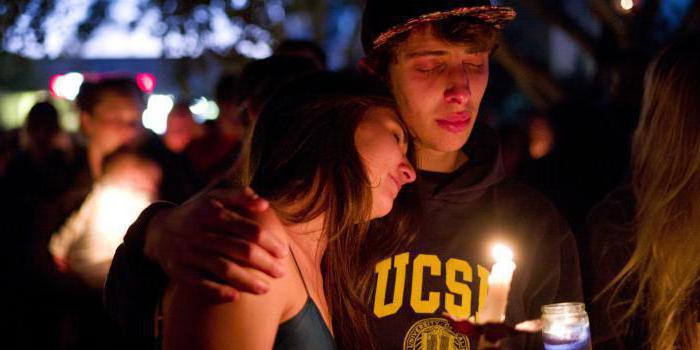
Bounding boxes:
[541,302,592,350]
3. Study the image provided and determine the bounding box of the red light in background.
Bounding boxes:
[136,73,156,93]
[49,74,63,97]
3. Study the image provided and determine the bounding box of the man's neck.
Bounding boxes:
[416,146,468,173]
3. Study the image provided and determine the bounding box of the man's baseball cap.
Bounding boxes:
[361,0,516,53]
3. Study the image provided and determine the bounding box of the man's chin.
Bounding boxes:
[421,136,470,153]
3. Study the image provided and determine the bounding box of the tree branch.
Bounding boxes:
[589,0,631,48]
[493,41,565,112]
[520,0,598,58]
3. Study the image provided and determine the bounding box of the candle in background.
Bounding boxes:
[541,303,592,350]
[479,243,516,323]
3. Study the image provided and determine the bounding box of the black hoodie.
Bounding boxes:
[369,124,583,350]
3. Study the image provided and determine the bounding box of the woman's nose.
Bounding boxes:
[399,159,417,184]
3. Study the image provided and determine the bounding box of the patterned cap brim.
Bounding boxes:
[372,6,516,50]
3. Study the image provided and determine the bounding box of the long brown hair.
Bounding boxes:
[607,34,700,350]
[240,73,419,349]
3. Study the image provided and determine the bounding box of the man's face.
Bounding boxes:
[387,26,490,154]
[82,92,144,155]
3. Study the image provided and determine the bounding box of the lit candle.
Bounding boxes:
[541,303,592,350]
[620,0,634,11]
[479,243,515,323]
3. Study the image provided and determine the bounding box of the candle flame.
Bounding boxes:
[545,322,575,340]
[620,0,634,11]
[492,243,514,262]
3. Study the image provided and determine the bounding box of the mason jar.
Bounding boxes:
[541,302,592,350]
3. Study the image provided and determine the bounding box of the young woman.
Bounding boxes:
[162,78,417,349]
[589,34,700,350]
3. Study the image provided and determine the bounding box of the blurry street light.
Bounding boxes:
[621,0,634,11]
[189,97,219,123]
[231,0,249,10]
[49,72,84,100]
[135,73,156,93]
[615,0,641,14]
[142,94,174,134]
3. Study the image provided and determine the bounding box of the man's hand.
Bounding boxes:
[143,187,288,302]
[443,312,543,350]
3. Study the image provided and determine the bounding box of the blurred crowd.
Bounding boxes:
[0,39,327,349]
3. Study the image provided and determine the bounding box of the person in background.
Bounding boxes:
[47,145,161,350]
[4,82,150,350]
[23,78,146,236]
[2,101,77,285]
[187,55,321,184]
[587,33,700,350]
[185,74,246,184]
[163,101,199,154]
[1,101,78,350]
[70,77,198,205]
[42,78,195,350]
[34,78,148,269]
[2,102,75,210]
[50,147,162,290]
[76,78,145,179]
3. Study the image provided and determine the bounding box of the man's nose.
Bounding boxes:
[444,65,471,105]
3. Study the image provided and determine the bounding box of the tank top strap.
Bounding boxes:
[289,247,311,297]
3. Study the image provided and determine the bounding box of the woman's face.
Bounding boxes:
[354,106,417,219]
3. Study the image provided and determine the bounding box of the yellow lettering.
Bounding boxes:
[410,254,441,313]
[445,259,472,318]
[373,253,409,317]
[476,264,490,316]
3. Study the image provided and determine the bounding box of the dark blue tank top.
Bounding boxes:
[273,249,336,350]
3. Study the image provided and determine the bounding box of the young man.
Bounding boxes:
[106,1,583,349]
[77,79,146,179]
[36,79,147,244]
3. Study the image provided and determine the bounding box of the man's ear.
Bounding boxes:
[357,57,378,77]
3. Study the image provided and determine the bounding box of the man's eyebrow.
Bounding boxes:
[404,50,448,59]
[465,48,489,54]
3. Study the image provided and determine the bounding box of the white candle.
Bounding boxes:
[479,243,516,323]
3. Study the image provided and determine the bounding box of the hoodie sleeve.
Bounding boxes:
[104,201,174,342]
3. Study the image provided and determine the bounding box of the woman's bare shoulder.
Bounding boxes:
[161,209,307,350]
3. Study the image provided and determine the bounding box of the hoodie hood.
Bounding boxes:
[416,122,505,203]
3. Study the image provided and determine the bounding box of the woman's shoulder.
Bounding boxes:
[161,209,308,349]
[163,207,304,317]
[161,253,306,349]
